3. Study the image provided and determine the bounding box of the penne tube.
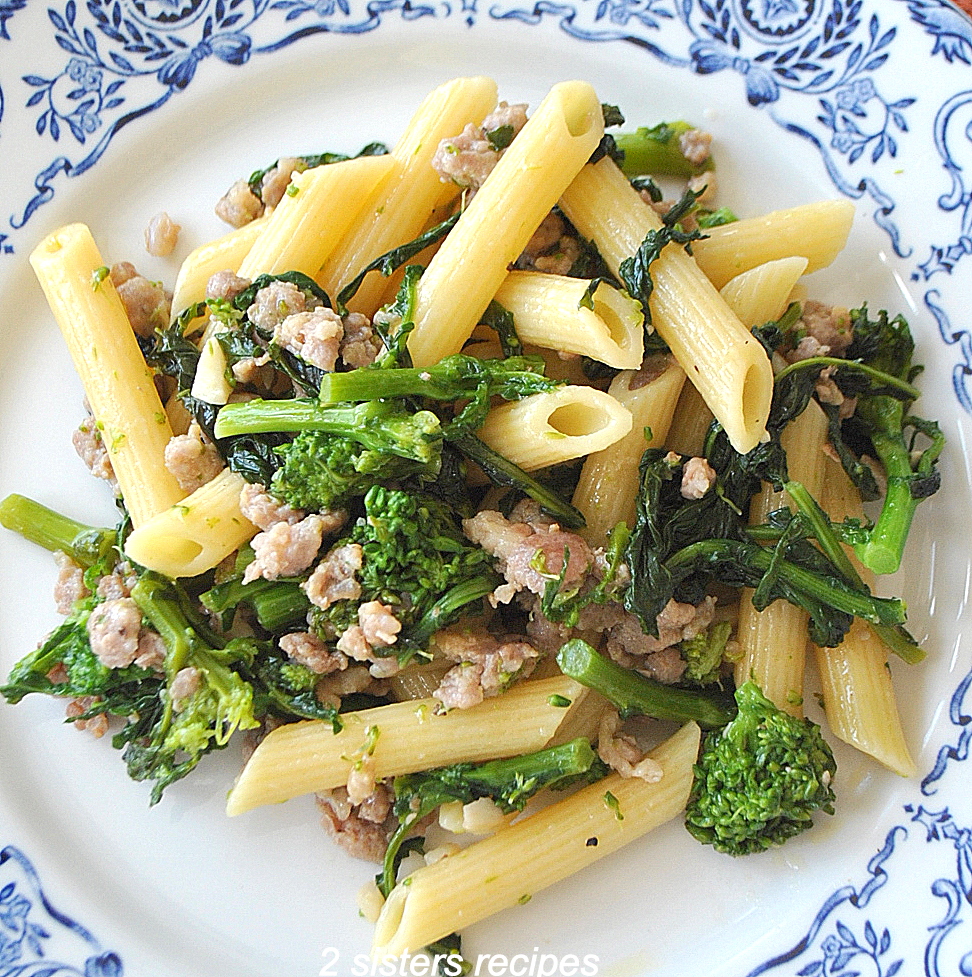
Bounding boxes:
[30,223,186,527]
[407,81,604,367]
[123,468,255,577]
[372,721,701,958]
[733,400,829,715]
[666,379,714,458]
[476,386,632,471]
[494,271,643,369]
[718,255,809,329]
[692,200,855,289]
[559,157,773,455]
[236,154,397,280]
[812,459,915,776]
[226,675,590,815]
[572,356,686,544]
[318,76,499,313]
[170,216,269,318]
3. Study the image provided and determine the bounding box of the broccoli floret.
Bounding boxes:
[680,621,733,686]
[685,680,836,855]
[310,486,498,658]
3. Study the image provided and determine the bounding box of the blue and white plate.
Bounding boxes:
[2,2,972,975]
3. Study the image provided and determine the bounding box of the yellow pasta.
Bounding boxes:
[666,379,714,458]
[476,385,633,471]
[571,357,686,544]
[123,468,255,577]
[236,154,397,279]
[733,400,829,715]
[318,76,499,313]
[407,81,605,367]
[226,675,590,815]
[692,200,855,289]
[718,255,809,329]
[372,721,701,957]
[494,271,644,369]
[812,460,915,776]
[29,223,186,527]
[170,215,268,317]
[559,157,774,454]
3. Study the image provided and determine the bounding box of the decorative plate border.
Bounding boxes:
[1,1,971,974]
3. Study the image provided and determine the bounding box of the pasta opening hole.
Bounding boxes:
[592,297,629,350]
[562,100,599,138]
[740,361,769,443]
[547,402,610,437]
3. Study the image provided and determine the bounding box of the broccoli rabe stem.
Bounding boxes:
[380,738,598,896]
[401,574,501,652]
[213,398,440,463]
[853,407,944,575]
[556,639,735,729]
[615,122,714,179]
[783,480,923,664]
[316,354,557,405]
[0,494,114,567]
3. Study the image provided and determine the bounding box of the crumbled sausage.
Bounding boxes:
[144,211,181,257]
[239,482,304,531]
[114,269,171,338]
[431,103,529,192]
[680,456,717,499]
[164,422,224,492]
[65,697,109,738]
[303,543,363,611]
[316,785,394,862]
[206,270,251,303]
[53,551,88,614]
[274,308,344,371]
[340,312,382,368]
[215,178,264,228]
[243,514,328,583]
[260,156,301,210]
[247,280,308,332]
[72,413,117,488]
[679,127,713,168]
[279,631,347,675]
[170,666,201,710]
[597,709,663,782]
[86,598,143,669]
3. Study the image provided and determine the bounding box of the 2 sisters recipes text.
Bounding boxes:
[0,77,944,962]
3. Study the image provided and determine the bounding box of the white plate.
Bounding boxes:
[2,1,972,975]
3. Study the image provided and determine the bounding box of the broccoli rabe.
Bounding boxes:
[380,738,600,896]
[310,486,499,660]
[684,681,837,855]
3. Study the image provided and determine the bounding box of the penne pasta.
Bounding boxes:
[718,255,809,329]
[29,223,187,527]
[692,200,855,289]
[476,385,633,471]
[571,356,686,544]
[372,721,701,958]
[237,154,397,280]
[559,157,774,455]
[226,675,590,815]
[407,81,604,367]
[494,271,644,369]
[123,468,255,577]
[318,76,499,314]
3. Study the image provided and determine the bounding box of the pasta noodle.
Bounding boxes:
[559,157,774,455]
[29,223,186,527]
[226,675,590,815]
[406,81,605,367]
[372,721,701,958]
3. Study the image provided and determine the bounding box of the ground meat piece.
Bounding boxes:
[680,456,717,499]
[279,631,347,675]
[86,598,142,669]
[432,626,540,710]
[170,666,201,710]
[788,334,831,363]
[336,625,371,661]
[516,212,582,276]
[463,509,532,561]
[96,567,137,600]
[134,629,166,671]
[481,101,529,139]
[215,178,264,227]
[72,413,116,487]
[679,127,713,167]
[317,786,394,862]
[260,156,301,210]
[604,597,715,676]
[115,272,171,338]
[432,123,499,190]
[247,280,307,331]
[238,482,304,531]
[522,212,565,258]
[798,299,853,357]
[340,312,382,368]
[65,697,109,738]
[274,308,344,371]
[597,709,664,782]
[243,514,327,583]
[109,262,138,287]
[640,646,691,684]
[206,270,251,303]
[164,422,224,492]
[357,601,401,648]
[688,170,718,206]
[346,753,377,806]
[303,542,363,610]
[533,237,582,276]
[53,551,88,614]
[144,211,180,257]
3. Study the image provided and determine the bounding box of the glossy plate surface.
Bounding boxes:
[2,1,972,975]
